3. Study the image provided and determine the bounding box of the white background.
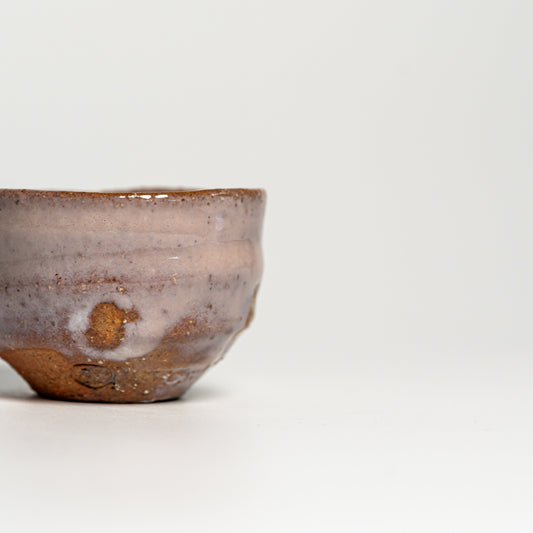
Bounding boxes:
[1,1,533,531]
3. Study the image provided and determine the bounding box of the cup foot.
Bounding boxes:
[0,347,208,403]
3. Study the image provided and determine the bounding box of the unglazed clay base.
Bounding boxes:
[0,188,265,402]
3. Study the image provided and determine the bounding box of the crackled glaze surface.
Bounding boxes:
[0,188,265,402]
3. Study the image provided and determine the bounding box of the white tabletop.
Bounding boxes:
[2,344,532,533]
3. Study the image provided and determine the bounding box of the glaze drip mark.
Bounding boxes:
[244,285,261,329]
[71,364,114,389]
[84,302,139,350]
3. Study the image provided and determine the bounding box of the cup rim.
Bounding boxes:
[0,187,265,201]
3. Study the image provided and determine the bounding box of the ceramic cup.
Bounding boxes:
[0,188,265,402]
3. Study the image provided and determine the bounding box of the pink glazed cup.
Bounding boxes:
[0,188,265,402]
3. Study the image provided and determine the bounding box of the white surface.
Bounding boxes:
[2,346,533,532]
[1,1,533,531]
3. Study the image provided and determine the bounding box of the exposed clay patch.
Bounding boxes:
[0,315,236,402]
[84,302,139,350]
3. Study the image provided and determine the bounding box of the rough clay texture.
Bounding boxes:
[0,189,265,402]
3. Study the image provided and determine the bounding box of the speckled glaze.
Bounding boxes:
[0,188,265,402]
